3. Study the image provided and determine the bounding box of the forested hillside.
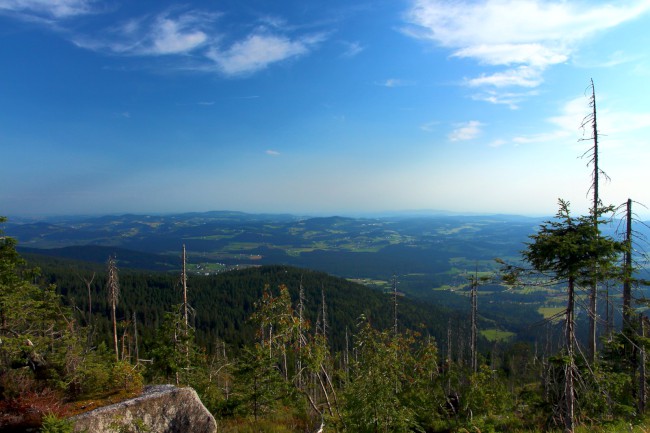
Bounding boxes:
[27,254,454,354]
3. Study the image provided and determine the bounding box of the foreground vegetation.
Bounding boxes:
[2,202,650,433]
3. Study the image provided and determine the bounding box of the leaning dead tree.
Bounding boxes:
[107,256,120,362]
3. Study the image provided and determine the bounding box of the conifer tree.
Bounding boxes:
[521,200,623,432]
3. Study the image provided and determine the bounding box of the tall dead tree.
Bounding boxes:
[603,281,614,340]
[182,244,189,333]
[79,272,95,325]
[318,286,329,341]
[133,311,139,366]
[565,275,577,433]
[469,270,479,373]
[639,316,647,414]
[623,199,633,330]
[78,271,96,346]
[297,276,306,389]
[392,274,398,335]
[107,256,120,362]
[446,318,453,364]
[180,245,193,383]
[581,78,609,363]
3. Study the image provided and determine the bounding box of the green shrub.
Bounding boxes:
[39,413,73,433]
[110,361,143,394]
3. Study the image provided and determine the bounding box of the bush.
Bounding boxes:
[39,413,73,433]
[110,361,143,394]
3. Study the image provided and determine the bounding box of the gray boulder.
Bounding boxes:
[71,385,217,433]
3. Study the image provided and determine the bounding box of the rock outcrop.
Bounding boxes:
[71,385,217,433]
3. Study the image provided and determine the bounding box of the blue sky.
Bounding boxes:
[2,0,650,218]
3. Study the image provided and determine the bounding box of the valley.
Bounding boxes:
[8,210,644,344]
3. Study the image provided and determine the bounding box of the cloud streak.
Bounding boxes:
[8,4,325,77]
[0,0,96,19]
[341,41,364,58]
[448,120,483,141]
[73,10,216,56]
[377,78,413,88]
[207,32,325,76]
[404,0,650,100]
[512,95,650,146]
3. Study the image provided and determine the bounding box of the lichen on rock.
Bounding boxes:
[71,385,217,433]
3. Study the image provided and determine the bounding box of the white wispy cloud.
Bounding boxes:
[0,0,96,19]
[74,10,215,56]
[574,50,643,69]
[513,94,650,146]
[489,139,507,148]
[377,78,413,87]
[207,32,325,76]
[448,120,483,141]
[9,4,325,76]
[258,15,288,30]
[466,66,545,88]
[341,41,364,58]
[266,149,281,156]
[404,0,650,96]
[148,13,210,55]
[471,89,539,109]
[420,120,439,132]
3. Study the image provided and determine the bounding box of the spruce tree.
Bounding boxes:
[521,200,623,432]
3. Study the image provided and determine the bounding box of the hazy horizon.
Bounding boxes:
[2,206,635,223]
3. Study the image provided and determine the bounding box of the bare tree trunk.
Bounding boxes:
[589,78,599,364]
[344,326,350,377]
[80,272,96,347]
[174,323,180,386]
[457,321,465,367]
[107,256,120,362]
[182,245,188,328]
[470,271,478,373]
[581,78,603,364]
[181,245,190,378]
[588,280,597,363]
[639,316,646,414]
[623,199,633,330]
[133,312,139,366]
[447,318,452,364]
[81,272,95,325]
[297,277,305,389]
[321,287,328,341]
[392,274,398,335]
[604,283,612,339]
[565,276,576,433]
